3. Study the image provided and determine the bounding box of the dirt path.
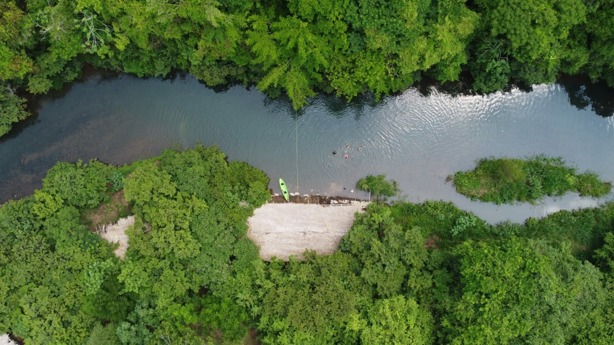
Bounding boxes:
[247,201,369,260]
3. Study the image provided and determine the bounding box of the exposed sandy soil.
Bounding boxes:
[0,334,17,345]
[247,201,369,260]
[98,216,134,259]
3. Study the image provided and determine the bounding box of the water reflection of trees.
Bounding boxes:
[559,76,614,118]
[419,75,614,118]
[262,91,377,121]
[259,74,614,119]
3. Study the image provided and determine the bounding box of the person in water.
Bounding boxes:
[344,153,349,159]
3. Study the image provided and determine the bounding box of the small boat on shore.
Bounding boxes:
[279,178,290,202]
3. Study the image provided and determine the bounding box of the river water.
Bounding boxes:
[1,73,613,223]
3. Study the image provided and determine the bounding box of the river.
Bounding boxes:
[1,73,613,223]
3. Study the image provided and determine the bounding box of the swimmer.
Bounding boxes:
[332,151,337,155]
[343,153,349,159]
[358,146,363,152]
[345,144,350,149]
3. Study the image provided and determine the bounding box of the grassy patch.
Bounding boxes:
[452,156,611,204]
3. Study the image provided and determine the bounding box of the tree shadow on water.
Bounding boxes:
[559,75,614,118]
[262,91,378,121]
[259,75,614,121]
[415,73,525,98]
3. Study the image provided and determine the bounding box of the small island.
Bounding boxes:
[451,156,612,204]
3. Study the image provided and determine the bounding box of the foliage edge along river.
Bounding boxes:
[2,0,614,136]
[1,146,613,344]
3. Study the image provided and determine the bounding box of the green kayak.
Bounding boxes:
[279,178,290,202]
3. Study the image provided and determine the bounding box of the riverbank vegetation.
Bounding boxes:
[452,156,612,204]
[1,0,614,136]
[1,147,613,344]
[356,174,399,203]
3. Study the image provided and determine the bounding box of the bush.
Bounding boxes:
[576,172,612,197]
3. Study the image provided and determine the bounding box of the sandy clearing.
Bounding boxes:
[247,202,369,260]
[0,334,16,345]
[98,215,134,259]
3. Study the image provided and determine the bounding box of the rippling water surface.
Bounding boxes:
[1,74,613,223]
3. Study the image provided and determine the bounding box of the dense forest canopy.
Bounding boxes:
[0,146,613,344]
[1,0,614,135]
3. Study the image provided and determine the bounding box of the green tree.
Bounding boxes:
[85,323,122,345]
[356,174,399,202]
[361,295,433,345]
[42,160,112,209]
[340,204,430,298]
[255,253,365,344]
[584,0,614,86]
[445,238,609,344]
[247,14,330,109]
[0,85,29,136]
[0,1,33,80]
[0,201,118,344]
[26,0,85,94]
[471,0,587,86]
[469,39,511,93]
[119,146,267,342]
[427,0,479,82]
[595,232,614,273]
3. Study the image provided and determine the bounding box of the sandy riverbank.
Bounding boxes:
[247,201,369,260]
